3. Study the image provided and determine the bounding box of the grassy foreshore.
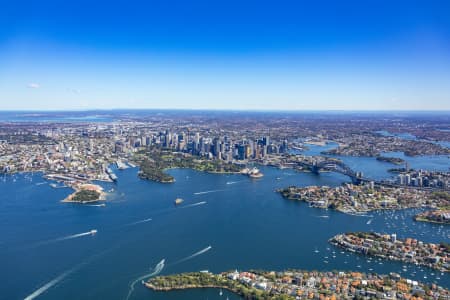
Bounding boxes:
[146,270,450,299]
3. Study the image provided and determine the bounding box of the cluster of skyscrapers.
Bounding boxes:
[396,171,449,189]
[114,130,289,161]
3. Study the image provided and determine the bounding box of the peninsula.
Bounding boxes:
[414,210,450,225]
[278,183,450,215]
[132,147,242,183]
[146,269,450,299]
[329,232,450,273]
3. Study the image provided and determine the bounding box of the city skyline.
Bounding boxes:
[1,0,450,110]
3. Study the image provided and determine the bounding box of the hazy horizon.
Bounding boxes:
[1,108,450,115]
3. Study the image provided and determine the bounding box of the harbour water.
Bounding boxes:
[0,153,449,299]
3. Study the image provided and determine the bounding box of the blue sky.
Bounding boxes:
[1,0,449,110]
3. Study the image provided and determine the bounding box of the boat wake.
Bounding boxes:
[347,213,373,218]
[86,203,106,207]
[125,245,211,300]
[23,250,105,300]
[123,202,206,227]
[171,245,212,266]
[194,189,225,195]
[24,243,119,300]
[179,201,207,209]
[54,230,97,242]
[226,180,242,185]
[24,268,76,300]
[126,259,165,300]
[33,230,97,248]
[127,218,153,226]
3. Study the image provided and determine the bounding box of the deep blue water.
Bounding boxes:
[0,156,449,300]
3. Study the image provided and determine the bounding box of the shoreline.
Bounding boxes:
[414,216,450,225]
[145,282,236,294]
[278,184,449,216]
[163,166,241,175]
[61,183,106,203]
[145,270,450,299]
[137,165,244,183]
[281,192,431,215]
[329,232,449,273]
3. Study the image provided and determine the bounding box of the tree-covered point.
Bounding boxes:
[375,156,405,165]
[72,189,101,202]
[137,157,175,183]
[133,146,242,183]
[148,272,294,300]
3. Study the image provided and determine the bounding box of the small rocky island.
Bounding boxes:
[146,269,450,299]
[329,232,449,273]
[62,183,105,203]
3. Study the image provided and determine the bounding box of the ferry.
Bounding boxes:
[175,198,184,205]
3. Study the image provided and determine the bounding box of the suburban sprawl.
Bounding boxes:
[329,232,449,273]
[147,269,450,300]
[278,184,450,215]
